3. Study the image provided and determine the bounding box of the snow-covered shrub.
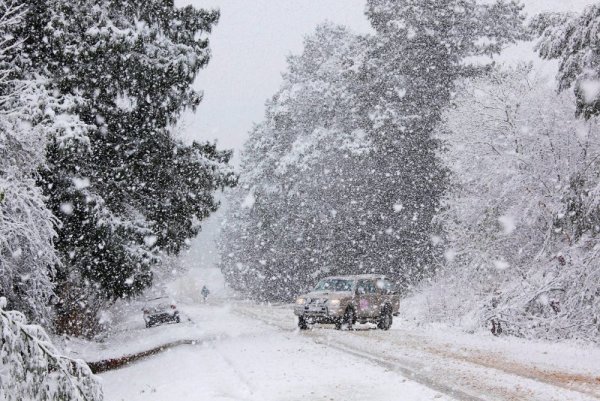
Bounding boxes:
[417,64,600,342]
[0,297,103,401]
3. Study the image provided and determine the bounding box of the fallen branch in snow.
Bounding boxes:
[86,335,225,373]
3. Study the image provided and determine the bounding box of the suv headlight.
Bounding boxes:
[329,299,340,307]
[296,298,306,305]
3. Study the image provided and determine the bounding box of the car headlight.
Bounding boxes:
[296,298,306,305]
[329,299,340,307]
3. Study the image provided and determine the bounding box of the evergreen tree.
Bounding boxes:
[18,0,233,335]
[356,0,527,286]
[220,24,370,300]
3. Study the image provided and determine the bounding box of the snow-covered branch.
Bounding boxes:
[0,298,103,401]
[405,64,600,342]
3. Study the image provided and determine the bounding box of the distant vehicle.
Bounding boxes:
[142,297,180,328]
[293,274,400,331]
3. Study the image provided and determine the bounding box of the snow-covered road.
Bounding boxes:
[100,302,454,401]
[233,303,600,401]
[97,301,600,401]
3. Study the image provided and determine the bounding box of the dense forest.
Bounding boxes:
[219,0,600,343]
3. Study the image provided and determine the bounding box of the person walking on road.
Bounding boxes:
[201,285,210,303]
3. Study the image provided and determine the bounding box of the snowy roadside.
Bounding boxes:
[58,302,242,364]
[394,318,600,383]
[56,267,233,364]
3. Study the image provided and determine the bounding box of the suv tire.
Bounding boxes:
[336,307,355,330]
[377,306,393,330]
[298,316,309,330]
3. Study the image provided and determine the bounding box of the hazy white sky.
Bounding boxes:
[176,0,593,162]
[175,0,371,161]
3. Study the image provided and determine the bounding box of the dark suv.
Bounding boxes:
[142,297,181,328]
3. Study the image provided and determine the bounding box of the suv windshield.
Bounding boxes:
[314,279,354,292]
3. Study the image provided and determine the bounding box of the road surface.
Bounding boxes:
[98,301,600,401]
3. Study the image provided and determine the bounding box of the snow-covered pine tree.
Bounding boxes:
[219,24,370,300]
[0,0,88,324]
[18,0,233,335]
[219,2,527,300]
[356,0,528,287]
[0,297,103,401]
[532,4,600,119]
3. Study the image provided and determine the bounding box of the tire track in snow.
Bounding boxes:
[351,329,600,400]
[210,340,264,401]
[310,336,484,401]
[206,344,263,401]
[232,303,599,401]
[231,305,479,401]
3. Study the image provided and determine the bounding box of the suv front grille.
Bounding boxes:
[308,298,326,305]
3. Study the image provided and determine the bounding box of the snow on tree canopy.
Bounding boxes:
[532,4,600,118]
[0,298,103,401]
[410,65,600,341]
[219,0,527,302]
[10,0,235,336]
[0,0,91,324]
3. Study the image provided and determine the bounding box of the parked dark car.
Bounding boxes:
[142,297,180,328]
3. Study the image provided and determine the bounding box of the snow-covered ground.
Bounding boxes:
[97,301,455,401]
[235,303,600,401]
[67,296,600,401]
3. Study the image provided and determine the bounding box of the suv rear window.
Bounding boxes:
[356,279,377,294]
